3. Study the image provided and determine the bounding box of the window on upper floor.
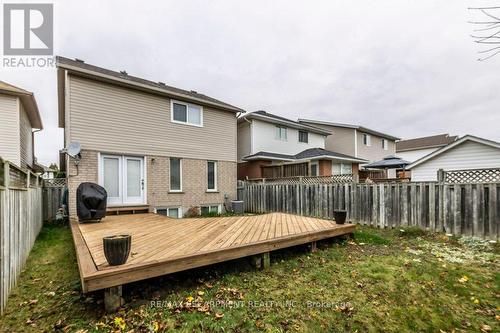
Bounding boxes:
[382,138,388,150]
[171,100,203,126]
[362,133,371,146]
[298,130,309,143]
[275,126,287,141]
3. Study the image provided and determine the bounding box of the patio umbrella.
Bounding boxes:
[363,155,412,169]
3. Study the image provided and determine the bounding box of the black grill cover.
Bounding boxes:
[76,182,107,222]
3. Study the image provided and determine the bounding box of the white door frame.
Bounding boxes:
[123,156,145,204]
[98,153,146,206]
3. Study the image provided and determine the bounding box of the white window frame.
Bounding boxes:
[382,139,388,150]
[298,130,309,143]
[332,162,353,175]
[200,204,221,215]
[97,153,147,206]
[170,99,204,127]
[207,161,218,192]
[363,133,371,146]
[275,125,288,141]
[169,157,183,192]
[155,206,182,219]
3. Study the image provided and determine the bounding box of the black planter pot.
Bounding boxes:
[103,235,132,266]
[333,210,347,224]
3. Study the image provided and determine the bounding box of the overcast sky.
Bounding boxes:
[2,0,499,166]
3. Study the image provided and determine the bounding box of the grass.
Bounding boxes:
[1,222,498,333]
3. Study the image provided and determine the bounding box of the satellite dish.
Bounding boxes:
[67,141,82,159]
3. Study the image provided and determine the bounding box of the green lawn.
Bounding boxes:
[0,222,498,332]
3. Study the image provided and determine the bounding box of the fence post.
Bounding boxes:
[437,169,445,233]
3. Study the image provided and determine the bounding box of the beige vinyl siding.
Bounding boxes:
[411,141,500,181]
[68,76,237,162]
[356,131,396,163]
[19,102,34,168]
[318,125,356,156]
[0,95,21,166]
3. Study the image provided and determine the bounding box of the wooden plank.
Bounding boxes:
[70,219,98,292]
[83,223,356,292]
[488,184,497,240]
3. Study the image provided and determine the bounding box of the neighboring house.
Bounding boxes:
[407,135,500,181]
[57,56,243,218]
[34,162,57,179]
[0,81,43,169]
[237,111,366,179]
[396,133,458,162]
[297,119,400,169]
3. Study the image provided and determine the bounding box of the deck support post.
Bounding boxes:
[104,286,123,313]
[310,241,317,253]
[262,252,270,269]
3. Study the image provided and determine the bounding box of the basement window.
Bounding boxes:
[200,205,221,215]
[156,207,182,218]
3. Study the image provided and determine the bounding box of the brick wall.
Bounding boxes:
[67,150,99,217]
[147,156,236,214]
[67,150,237,217]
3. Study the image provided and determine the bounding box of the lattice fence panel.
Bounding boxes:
[43,178,67,188]
[247,174,353,185]
[445,168,500,183]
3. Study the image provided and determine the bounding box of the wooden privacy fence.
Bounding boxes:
[42,178,66,222]
[242,182,499,240]
[0,158,43,314]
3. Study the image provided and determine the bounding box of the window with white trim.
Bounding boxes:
[200,204,221,215]
[275,126,287,141]
[332,163,352,175]
[171,100,202,126]
[207,161,217,191]
[363,134,371,146]
[156,207,182,218]
[382,139,388,150]
[170,157,182,191]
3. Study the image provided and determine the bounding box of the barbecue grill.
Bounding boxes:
[76,182,107,222]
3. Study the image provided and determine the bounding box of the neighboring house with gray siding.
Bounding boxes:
[298,119,400,169]
[237,111,366,180]
[57,56,243,218]
[0,81,43,169]
[407,135,500,182]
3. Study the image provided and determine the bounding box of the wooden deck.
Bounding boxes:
[70,213,355,292]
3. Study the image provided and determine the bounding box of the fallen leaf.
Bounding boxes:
[480,324,492,332]
[197,291,205,296]
[459,275,469,283]
[215,312,224,319]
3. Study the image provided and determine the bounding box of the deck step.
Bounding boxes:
[106,205,149,215]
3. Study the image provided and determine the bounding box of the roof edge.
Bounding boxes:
[298,118,400,141]
[56,56,245,114]
[407,135,500,169]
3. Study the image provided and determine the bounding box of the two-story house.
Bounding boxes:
[56,57,243,218]
[0,81,43,169]
[297,119,400,173]
[237,111,366,179]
